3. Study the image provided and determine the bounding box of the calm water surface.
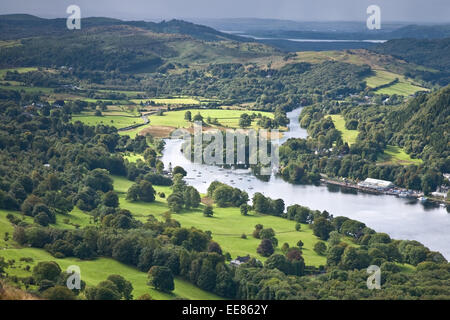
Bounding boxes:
[162,108,450,258]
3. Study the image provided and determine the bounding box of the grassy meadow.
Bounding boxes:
[377,145,423,166]
[365,69,428,96]
[112,176,329,266]
[328,114,359,146]
[147,108,274,129]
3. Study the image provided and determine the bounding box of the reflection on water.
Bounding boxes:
[161,107,450,259]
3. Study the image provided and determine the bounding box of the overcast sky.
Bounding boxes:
[0,0,449,22]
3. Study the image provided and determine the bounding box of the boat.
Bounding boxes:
[418,197,428,203]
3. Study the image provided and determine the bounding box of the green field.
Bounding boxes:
[72,113,144,129]
[113,176,329,266]
[375,82,428,96]
[123,153,145,163]
[377,145,423,166]
[132,97,201,105]
[0,67,38,80]
[1,247,220,300]
[148,109,274,129]
[365,69,428,96]
[329,114,359,145]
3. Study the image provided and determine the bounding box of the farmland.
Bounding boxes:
[71,113,144,129]
[365,69,428,96]
[328,114,359,146]
[377,145,423,166]
[147,108,274,129]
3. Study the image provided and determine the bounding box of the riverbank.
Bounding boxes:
[320,177,449,207]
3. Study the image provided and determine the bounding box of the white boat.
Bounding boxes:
[418,197,428,203]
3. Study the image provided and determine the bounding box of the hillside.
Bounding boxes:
[0,14,247,42]
[0,15,279,73]
[372,38,450,85]
[387,85,450,162]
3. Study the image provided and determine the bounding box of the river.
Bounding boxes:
[161,108,450,258]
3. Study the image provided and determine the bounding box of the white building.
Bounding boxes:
[358,178,394,190]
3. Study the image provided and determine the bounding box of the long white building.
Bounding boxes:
[358,178,394,190]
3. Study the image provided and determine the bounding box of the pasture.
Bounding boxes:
[147,108,274,129]
[328,114,359,146]
[377,145,423,166]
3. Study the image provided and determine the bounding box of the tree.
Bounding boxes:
[127,180,156,202]
[295,223,301,231]
[286,247,303,261]
[253,224,264,238]
[86,280,121,300]
[0,257,7,275]
[208,241,222,255]
[257,239,274,257]
[148,266,174,292]
[84,169,113,192]
[167,193,184,213]
[312,217,334,240]
[183,186,201,209]
[172,166,187,177]
[340,247,370,270]
[203,205,214,217]
[240,204,250,216]
[297,240,304,248]
[34,212,51,226]
[42,286,76,300]
[314,241,327,255]
[184,111,192,122]
[239,113,251,128]
[260,228,275,240]
[156,161,164,174]
[103,191,119,208]
[272,199,285,216]
[33,261,61,283]
[193,112,203,122]
[328,231,341,246]
[126,183,139,201]
[252,193,270,213]
[139,180,156,202]
[107,274,133,300]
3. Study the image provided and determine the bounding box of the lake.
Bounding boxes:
[161,108,450,258]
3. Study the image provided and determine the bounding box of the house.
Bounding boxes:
[230,255,251,267]
[358,178,394,190]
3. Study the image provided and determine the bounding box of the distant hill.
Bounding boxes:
[372,38,450,85]
[0,15,278,73]
[0,14,246,42]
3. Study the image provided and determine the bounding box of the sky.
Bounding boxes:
[0,0,449,23]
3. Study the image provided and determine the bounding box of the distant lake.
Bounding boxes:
[236,33,387,43]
